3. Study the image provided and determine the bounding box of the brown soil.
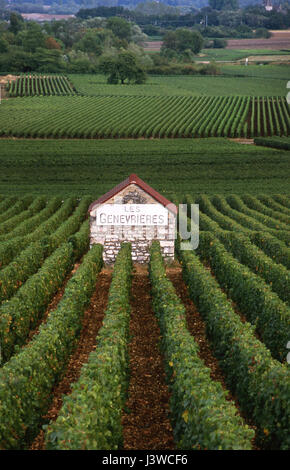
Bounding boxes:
[21,13,74,21]
[121,264,175,450]
[0,74,19,84]
[229,138,255,144]
[227,34,290,50]
[143,31,290,52]
[0,75,17,101]
[29,267,112,450]
[143,41,163,52]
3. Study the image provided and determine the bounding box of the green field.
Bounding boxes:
[219,64,290,79]
[68,71,288,96]
[2,71,288,140]
[0,138,289,196]
[197,48,290,62]
[0,193,289,450]
[0,94,288,139]
[0,67,289,452]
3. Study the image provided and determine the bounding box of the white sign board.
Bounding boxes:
[94,204,168,226]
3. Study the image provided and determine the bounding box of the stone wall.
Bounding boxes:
[90,184,176,264]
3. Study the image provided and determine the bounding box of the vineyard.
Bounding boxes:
[0,138,289,196]
[0,94,289,138]
[0,194,289,450]
[6,75,76,97]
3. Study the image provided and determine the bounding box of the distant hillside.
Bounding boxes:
[5,0,267,16]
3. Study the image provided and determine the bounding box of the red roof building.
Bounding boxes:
[88,174,177,215]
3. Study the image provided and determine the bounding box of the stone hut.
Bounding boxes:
[88,174,177,264]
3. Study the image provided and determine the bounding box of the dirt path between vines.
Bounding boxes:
[30,268,112,450]
[121,264,175,450]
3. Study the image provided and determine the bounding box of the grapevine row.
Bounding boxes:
[1,95,288,139]
[0,243,103,450]
[149,241,254,450]
[177,241,290,450]
[0,197,90,303]
[197,232,290,362]
[45,243,132,450]
[7,75,75,97]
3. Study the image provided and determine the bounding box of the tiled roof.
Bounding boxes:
[88,174,177,214]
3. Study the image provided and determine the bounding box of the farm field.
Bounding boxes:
[226,30,290,50]
[0,94,289,139]
[1,70,289,140]
[7,74,76,97]
[0,64,289,451]
[0,138,289,196]
[219,64,290,79]
[143,30,290,54]
[0,193,289,450]
[197,49,290,62]
[69,71,288,96]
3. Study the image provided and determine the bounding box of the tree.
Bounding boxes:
[162,28,204,56]
[9,12,24,35]
[45,37,62,50]
[17,23,46,53]
[99,51,147,85]
[212,38,227,48]
[209,0,239,11]
[74,30,103,55]
[254,28,271,39]
[0,36,8,53]
[134,1,179,16]
[106,17,131,41]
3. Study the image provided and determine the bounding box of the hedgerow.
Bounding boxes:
[149,241,254,450]
[45,243,132,450]
[254,137,290,150]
